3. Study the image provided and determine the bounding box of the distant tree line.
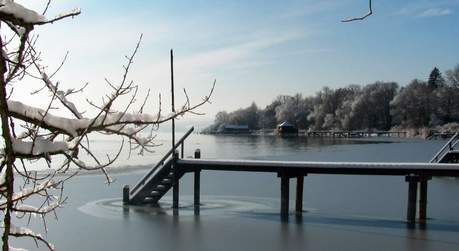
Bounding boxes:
[204,65,459,133]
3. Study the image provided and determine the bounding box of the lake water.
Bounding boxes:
[12,134,459,250]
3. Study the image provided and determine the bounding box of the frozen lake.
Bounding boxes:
[12,134,459,250]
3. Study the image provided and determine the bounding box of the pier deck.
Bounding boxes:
[175,158,459,224]
[177,159,459,177]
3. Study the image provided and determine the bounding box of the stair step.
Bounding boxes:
[129,160,185,205]
[143,197,160,204]
[156,185,167,190]
[144,195,160,200]
[150,191,160,196]
[161,179,172,184]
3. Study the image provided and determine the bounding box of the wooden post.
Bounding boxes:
[123,185,130,204]
[194,149,201,159]
[295,176,304,214]
[181,143,184,158]
[172,151,179,209]
[419,176,431,223]
[280,173,290,219]
[194,149,201,214]
[405,175,419,224]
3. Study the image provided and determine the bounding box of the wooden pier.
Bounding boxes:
[124,128,459,225]
[175,157,459,222]
[427,131,457,140]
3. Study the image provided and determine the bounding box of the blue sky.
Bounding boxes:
[17,0,459,124]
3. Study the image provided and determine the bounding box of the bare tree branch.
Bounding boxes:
[0,2,214,250]
[342,0,373,22]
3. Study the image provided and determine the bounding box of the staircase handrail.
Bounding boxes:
[130,126,194,195]
[430,132,459,163]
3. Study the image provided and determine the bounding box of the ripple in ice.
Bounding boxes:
[78,195,313,220]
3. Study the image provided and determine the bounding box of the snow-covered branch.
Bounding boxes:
[7,100,86,137]
[10,137,77,159]
[34,8,81,25]
[9,225,55,251]
[0,1,79,28]
[0,1,46,26]
[12,201,61,215]
[0,2,214,251]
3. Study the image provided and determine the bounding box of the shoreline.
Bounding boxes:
[14,163,154,178]
[202,123,459,139]
[12,134,444,179]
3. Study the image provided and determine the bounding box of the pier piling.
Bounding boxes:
[173,151,180,209]
[194,149,201,214]
[419,176,431,223]
[295,176,304,214]
[123,185,130,205]
[280,173,290,219]
[406,175,419,224]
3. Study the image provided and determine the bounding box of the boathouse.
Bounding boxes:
[277,121,298,135]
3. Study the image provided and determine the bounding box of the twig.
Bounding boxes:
[342,0,373,22]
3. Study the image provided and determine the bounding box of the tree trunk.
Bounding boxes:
[0,34,15,251]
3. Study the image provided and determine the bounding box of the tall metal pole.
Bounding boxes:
[171,49,179,209]
[171,49,175,151]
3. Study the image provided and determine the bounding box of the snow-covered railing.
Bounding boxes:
[129,126,194,196]
[430,132,459,163]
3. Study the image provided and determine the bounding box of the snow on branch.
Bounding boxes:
[342,0,373,22]
[11,137,77,159]
[9,246,28,251]
[0,1,80,27]
[0,0,46,25]
[10,180,56,203]
[7,100,88,137]
[0,181,58,212]
[12,201,61,215]
[9,224,55,251]
[34,8,81,25]
[39,71,83,119]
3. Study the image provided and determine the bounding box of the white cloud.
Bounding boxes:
[395,1,458,18]
[141,31,306,84]
[419,8,453,17]
[178,32,303,72]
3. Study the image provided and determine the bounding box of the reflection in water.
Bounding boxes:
[80,196,279,219]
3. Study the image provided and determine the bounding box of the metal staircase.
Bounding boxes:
[126,127,194,205]
[430,132,459,163]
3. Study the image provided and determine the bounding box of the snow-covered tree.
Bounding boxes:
[347,82,398,130]
[446,64,459,88]
[0,2,213,250]
[391,79,430,128]
[274,94,312,129]
[428,67,445,90]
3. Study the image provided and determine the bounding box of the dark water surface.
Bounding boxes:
[13,135,459,250]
